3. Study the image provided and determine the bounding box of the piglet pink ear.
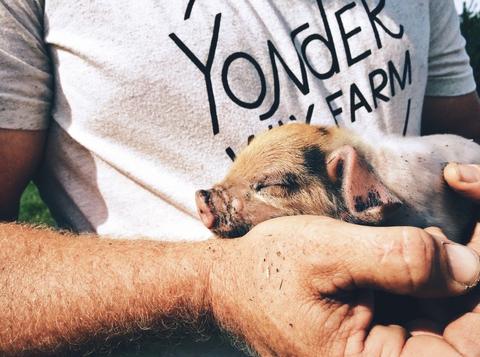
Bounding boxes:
[326,146,402,224]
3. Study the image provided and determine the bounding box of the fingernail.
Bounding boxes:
[458,164,480,183]
[445,243,480,286]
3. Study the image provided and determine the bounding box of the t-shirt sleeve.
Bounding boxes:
[0,0,52,130]
[426,0,477,96]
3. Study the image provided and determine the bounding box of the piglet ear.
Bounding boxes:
[326,146,402,224]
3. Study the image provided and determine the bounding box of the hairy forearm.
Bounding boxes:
[0,223,218,356]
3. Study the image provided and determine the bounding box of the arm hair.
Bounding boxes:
[0,223,220,356]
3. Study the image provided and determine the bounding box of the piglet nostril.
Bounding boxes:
[195,189,216,229]
[197,189,210,201]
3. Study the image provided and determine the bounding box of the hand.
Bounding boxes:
[440,163,480,356]
[444,163,480,201]
[207,215,480,356]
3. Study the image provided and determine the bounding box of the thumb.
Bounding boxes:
[444,163,480,202]
[334,224,480,298]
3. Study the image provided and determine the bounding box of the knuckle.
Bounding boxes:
[446,312,480,331]
[445,313,480,357]
[368,324,390,336]
[424,226,445,237]
[399,227,435,290]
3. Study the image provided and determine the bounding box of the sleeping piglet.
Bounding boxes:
[195,123,480,242]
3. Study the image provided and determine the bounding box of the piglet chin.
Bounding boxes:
[212,222,252,239]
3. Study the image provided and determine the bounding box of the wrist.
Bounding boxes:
[99,238,226,329]
[154,238,228,319]
[185,239,223,316]
[202,236,257,336]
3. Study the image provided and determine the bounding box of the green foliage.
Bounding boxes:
[460,2,480,94]
[17,7,480,226]
[19,182,56,226]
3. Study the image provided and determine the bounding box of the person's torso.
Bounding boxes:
[37,0,430,240]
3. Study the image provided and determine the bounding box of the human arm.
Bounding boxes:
[422,91,480,143]
[420,0,479,143]
[0,224,216,355]
[3,213,480,356]
[0,129,215,355]
[0,130,46,221]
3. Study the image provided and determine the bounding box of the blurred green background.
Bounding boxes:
[19,182,56,226]
[18,3,480,227]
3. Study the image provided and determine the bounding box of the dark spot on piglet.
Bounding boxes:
[302,146,326,178]
[214,221,252,239]
[367,190,382,208]
[282,172,301,194]
[354,190,382,212]
[354,196,366,212]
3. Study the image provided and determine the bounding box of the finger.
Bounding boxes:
[311,221,480,298]
[363,324,408,357]
[444,163,480,202]
[467,222,480,254]
[402,335,461,357]
[444,312,480,357]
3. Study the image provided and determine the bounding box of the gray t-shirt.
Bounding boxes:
[0,0,476,242]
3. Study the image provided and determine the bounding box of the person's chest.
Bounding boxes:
[43,0,430,183]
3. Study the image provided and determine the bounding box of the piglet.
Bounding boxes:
[196,124,480,242]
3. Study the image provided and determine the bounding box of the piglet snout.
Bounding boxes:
[195,189,216,229]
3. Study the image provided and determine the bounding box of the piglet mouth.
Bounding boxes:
[195,189,251,238]
[195,190,219,229]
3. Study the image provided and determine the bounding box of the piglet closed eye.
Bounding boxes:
[197,123,480,242]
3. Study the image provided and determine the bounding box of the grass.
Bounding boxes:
[19,182,56,226]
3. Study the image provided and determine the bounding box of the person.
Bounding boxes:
[1,0,480,355]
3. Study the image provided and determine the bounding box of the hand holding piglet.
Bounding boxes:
[208,214,479,356]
